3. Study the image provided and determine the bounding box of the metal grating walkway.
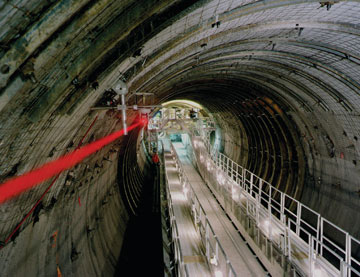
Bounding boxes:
[164,139,269,276]
[164,141,212,276]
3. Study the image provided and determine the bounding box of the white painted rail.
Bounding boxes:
[168,141,237,277]
[191,132,360,277]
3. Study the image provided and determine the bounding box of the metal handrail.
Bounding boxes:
[191,133,360,277]
[169,142,237,277]
[161,140,189,277]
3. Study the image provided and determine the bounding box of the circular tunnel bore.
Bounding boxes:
[1,1,360,276]
[151,80,306,204]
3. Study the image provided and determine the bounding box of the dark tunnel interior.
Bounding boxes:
[0,0,360,275]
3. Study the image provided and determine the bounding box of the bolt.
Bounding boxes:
[0,64,10,74]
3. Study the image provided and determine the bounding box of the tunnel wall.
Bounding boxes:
[0,1,203,272]
[0,149,130,276]
[159,83,360,239]
[289,110,360,239]
[202,100,360,239]
[0,111,131,276]
[0,110,153,276]
[123,1,360,240]
[1,0,360,274]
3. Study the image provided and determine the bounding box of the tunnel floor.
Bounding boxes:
[114,170,163,276]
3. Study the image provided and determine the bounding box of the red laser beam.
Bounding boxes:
[0,121,141,204]
[1,115,99,247]
[140,117,148,125]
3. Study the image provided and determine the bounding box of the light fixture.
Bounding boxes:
[162,99,203,109]
[210,254,218,266]
[313,266,327,277]
[232,187,239,201]
[216,173,225,185]
[207,160,211,170]
[183,186,189,199]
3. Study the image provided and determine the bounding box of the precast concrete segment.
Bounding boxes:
[133,47,359,112]
[129,2,360,93]
[0,114,98,248]
[0,0,138,116]
[163,141,212,276]
[0,121,141,203]
[0,143,128,276]
[165,87,305,201]
[0,0,92,89]
[173,142,268,276]
[27,0,187,123]
[1,0,360,275]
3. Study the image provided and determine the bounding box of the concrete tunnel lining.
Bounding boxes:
[0,0,360,275]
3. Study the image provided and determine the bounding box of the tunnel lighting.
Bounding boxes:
[191,203,196,213]
[217,173,225,185]
[173,191,187,202]
[232,187,239,201]
[200,154,204,162]
[0,121,143,203]
[210,255,218,266]
[261,218,282,238]
[183,186,189,198]
[161,99,203,109]
[314,266,328,277]
[260,219,272,238]
[262,218,284,239]
[206,160,211,170]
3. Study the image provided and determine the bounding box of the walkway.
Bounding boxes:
[172,141,268,276]
[163,141,212,276]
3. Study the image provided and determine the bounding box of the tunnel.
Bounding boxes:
[0,0,360,276]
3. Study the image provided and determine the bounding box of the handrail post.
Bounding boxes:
[215,238,219,264]
[182,131,360,276]
[287,220,292,261]
[346,233,351,277]
[309,236,314,277]
[226,157,230,177]
[256,194,260,226]
[316,214,320,253]
[206,219,210,260]
[250,173,254,195]
[320,218,324,256]
[269,185,273,240]
[242,168,245,189]
[296,203,301,236]
[281,192,285,224]
[340,261,347,277]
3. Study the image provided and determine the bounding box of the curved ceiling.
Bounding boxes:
[0,0,360,274]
